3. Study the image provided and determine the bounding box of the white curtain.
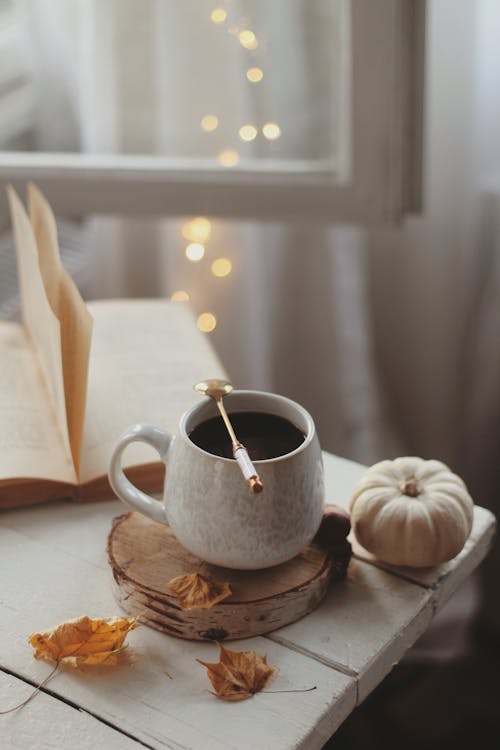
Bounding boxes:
[19,0,500,636]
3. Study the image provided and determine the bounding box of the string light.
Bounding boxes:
[185,243,205,262]
[197,312,217,332]
[200,114,219,132]
[170,290,190,302]
[211,258,232,277]
[182,217,211,243]
[210,8,227,24]
[218,149,240,167]
[178,15,278,317]
[262,122,281,140]
[246,67,263,83]
[239,125,258,142]
[238,29,258,50]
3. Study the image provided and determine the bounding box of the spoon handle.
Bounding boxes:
[216,399,263,494]
[233,445,263,494]
[215,399,239,446]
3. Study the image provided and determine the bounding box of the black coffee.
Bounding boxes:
[188,411,306,460]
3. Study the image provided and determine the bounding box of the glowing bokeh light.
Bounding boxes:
[182,217,211,243]
[218,149,240,167]
[238,29,258,50]
[239,124,258,142]
[211,257,232,277]
[185,243,205,262]
[246,67,263,83]
[170,290,190,302]
[262,122,282,140]
[200,114,219,132]
[210,8,227,23]
[197,312,217,332]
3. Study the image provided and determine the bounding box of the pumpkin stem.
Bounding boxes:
[400,479,420,497]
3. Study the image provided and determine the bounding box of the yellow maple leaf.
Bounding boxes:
[28,615,139,667]
[197,643,278,701]
[168,573,232,609]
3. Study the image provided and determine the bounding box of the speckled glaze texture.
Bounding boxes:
[109,391,325,569]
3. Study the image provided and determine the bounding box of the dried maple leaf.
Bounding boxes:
[197,643,278,701]
[28,615,139,667]
[168,573,232,609]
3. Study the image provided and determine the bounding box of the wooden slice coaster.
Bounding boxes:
[108,511,351,641]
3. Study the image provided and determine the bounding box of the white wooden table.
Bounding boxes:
[0,453,495,750]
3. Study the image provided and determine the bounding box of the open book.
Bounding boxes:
[1,184,226,509]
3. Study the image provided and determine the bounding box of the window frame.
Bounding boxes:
[0,0,425,224]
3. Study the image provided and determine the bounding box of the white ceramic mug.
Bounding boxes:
[108,390,325,569]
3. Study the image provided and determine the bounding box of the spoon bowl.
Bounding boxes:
[193,378,263,494]
[194,379,233,401]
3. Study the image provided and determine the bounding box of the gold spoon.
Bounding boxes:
[194,379,263,494]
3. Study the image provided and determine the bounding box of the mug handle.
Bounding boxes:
[108,423,173,524]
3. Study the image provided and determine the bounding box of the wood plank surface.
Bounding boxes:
[0,670,141,749]
[0,516,356,750]
[267,557,434,702]
[0,450,495,749]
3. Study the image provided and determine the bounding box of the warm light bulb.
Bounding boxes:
[170,290,190,302]
[182,217,211,242]
[211,257,232,277]
[197,312,217,332]
[239,124,258,142]
[246,67,263,83]
[238,29,258,50]
[218,149,240,167]
[210,8,227,23]
[262,122,281,140]
[185,243,205,262]
[200,114,219,132]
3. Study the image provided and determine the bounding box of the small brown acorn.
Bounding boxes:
[315,504,351,549]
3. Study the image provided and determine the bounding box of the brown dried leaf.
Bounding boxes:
[168,573,232,609]
[197,643,278,701]
[28,615,139,668]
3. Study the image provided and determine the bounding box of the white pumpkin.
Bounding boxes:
[349,457,474,567]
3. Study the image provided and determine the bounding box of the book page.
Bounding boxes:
[0,323,76,484]
[79,300,227,483]
[28,183,93,474]
[6,186,73,465]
